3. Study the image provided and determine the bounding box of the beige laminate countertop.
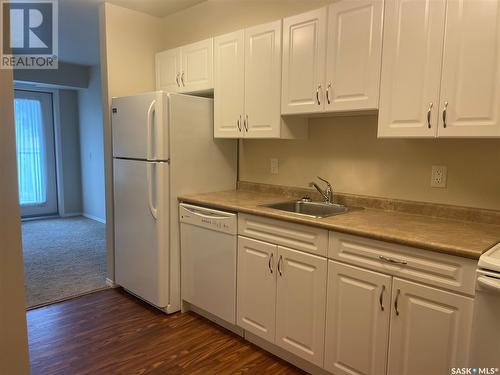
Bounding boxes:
[179,189,500,260]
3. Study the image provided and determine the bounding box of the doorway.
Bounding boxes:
[14,90,58,218]
[14,87,108,309]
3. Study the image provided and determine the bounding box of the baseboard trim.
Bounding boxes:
[59,212,83,218]
[105,278,117,288]
[83,213,106,224]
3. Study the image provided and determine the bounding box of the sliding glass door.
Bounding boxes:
[14,90,58,217]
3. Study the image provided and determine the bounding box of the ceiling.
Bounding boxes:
[57,0,207,66]
[106,0,207,18]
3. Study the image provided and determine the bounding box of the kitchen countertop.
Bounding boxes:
[178,189,500,260]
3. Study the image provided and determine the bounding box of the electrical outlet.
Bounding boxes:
[431,165,447,188]
[270,158,279,175]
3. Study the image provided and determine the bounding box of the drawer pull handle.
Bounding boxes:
[427,102,433,129]
[268,253,274,274]
[379,285,385,311]
[394,288,401,316]
[379,255,407,265]
[277,255,283,276]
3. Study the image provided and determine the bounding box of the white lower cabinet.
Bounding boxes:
[237,236,277,342]
[237,236,328,366]
[235,220,475,375]
[324,261,391,375]
[387,278,474,375]
[275,246,327,366]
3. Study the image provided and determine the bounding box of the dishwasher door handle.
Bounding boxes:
[478,276,500,292]
[181,206,233,220]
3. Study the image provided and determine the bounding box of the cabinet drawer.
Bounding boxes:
[238,214,328,257]
[329,231,477,295]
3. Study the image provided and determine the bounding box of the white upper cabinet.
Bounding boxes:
[244,20,282,138]
[236,236,277,343]
[179,38,213,93]
[275,246,327,367]
[156,48,181,93]
[378,0,446,138]
[282,7,327,114]
[325,0,383,112]
[325,261,391,375]
[438,0,500,137]
[156,39,213,94]
[387,278,474,375]
[379,0,500,138]
[214,30,245,138]
[214,21,306,139]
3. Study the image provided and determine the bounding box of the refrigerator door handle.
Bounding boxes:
[147,162,158,220]
[146,100,156,161]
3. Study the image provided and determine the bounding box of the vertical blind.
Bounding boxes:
[14,98,47,205]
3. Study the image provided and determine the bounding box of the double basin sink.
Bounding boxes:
[262,199,351,218]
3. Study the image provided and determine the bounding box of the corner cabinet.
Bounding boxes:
[214,21,306,139]
[156,38,213,94]
[281,2,383,115]
[379,0,500,138]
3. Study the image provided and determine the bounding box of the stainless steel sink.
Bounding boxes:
[262,200,350,218]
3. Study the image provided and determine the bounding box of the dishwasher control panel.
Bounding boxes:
[179,203,237,235]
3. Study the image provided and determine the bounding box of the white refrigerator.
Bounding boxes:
[112,92,236,313]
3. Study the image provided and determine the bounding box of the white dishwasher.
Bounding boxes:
[179,203,237,324]
[470,243,500,368]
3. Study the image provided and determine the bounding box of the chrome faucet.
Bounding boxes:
[309,176,333,204]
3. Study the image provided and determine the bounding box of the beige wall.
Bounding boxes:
[100,3,164,280]
[0,71,30,374]
[161,0,333,49]
[241,116,500,210]
[159,0,500,211]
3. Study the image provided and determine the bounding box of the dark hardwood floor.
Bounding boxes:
[27,288,305,375]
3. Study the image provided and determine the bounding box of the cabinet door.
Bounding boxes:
[325,0,383,112]
[244,20,282,138]
[387,278,474,375]
[155,48,181,92]
[214,30,245,138]
[237,236,277,342]
[179,38,213,93]
[324,261,391,375]
[281,7,327,115]
[378,0,446,137]
[275,246,327,366]
[438,0,500,137]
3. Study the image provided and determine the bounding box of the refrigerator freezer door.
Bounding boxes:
[113,158,170,308]
[111,91,169,161]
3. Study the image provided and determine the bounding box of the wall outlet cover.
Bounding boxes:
[431,165,447,188]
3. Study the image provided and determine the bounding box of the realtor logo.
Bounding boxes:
[1,0,58,69]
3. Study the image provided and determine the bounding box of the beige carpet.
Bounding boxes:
[22,216,107,308]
